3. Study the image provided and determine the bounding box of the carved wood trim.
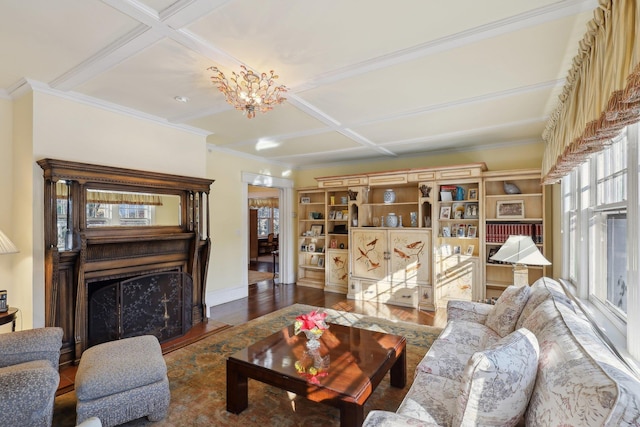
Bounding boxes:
[38,159,214,363]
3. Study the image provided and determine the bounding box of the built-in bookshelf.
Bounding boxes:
[483,169,549,299]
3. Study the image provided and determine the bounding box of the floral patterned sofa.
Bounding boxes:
[363,277,640,426]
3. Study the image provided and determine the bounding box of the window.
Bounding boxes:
[257,206,279,237]
[562,124,635,334]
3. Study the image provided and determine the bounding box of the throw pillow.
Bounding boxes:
[452,328,539,427]
[485,285,531,337]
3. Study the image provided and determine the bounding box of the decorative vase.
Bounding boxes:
[304,329,323,350]
[385,213,398,228]
[410,211,418,227]
[503,182,521,194]
[383,189,396,204]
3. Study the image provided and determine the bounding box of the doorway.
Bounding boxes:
[241,171,294,287]
[248,185,280,285]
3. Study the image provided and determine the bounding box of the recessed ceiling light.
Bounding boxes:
[174,96,190,103]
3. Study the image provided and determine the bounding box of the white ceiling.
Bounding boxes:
[1,0,596,169]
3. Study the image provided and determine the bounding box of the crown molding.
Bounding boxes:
[21,79,210,137]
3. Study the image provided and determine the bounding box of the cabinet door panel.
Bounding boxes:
[326,249,348,286]
[436,255,477,306]
[351,229,386,280]
[389,230,431,285]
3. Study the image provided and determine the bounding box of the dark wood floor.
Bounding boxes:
[209,259,446,328]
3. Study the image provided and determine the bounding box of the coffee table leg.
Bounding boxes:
[389,346,406,388]
[226,359,248,413]
[340,402,364,427]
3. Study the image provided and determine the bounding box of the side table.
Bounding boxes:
[0,307,18,331]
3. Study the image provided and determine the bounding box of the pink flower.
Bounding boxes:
[294,310,328,335]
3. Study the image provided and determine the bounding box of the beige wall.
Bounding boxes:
[0,98,16,332]
[205,149,292,306]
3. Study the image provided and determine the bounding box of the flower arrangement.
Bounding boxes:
[294,358,329,385]
[294,310,329,337]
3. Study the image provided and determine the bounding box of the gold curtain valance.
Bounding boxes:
[542,0,640,184]
[249,198,278,208]
[55,182,163,206]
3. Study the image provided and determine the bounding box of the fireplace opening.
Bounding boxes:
[88,271,193,348]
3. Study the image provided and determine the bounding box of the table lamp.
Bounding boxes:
[0,229,19,313]
[490,235,550,286]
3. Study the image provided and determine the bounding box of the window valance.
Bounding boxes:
[249,198,278,208]
[542,0,640,184]
[55,182,163,206]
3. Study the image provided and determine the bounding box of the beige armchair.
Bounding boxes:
[0,327,63,427]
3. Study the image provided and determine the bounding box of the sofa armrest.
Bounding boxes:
[0,360,60,426]
[0,327,63,369]
[363,410,444,427]
[446,300,493,323]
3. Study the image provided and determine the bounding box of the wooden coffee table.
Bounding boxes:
[227,323,406,427]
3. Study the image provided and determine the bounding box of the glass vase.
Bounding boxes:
[304,329,323,350]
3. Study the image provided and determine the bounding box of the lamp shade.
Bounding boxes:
[0,230,19,255]
[490,235,549,266]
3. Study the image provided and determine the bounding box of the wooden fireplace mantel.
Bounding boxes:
[38,158,214,365]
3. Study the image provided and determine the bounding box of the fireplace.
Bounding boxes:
[88,271,193,347]
[39,159,214,365]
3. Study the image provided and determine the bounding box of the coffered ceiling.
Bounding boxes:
[0,0,597,169]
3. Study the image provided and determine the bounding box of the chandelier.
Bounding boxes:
[208,65,287,119]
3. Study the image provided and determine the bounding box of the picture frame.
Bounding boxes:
[496,200,525,219]
[318,257,325,268]
[310,224,323,236]
[328,210,336,220]
[467,225,477,238]
[440,191,453,202]
[466,244,475,255]
[301,196,311,204]
[330,239,337,249]
[307,243,316,253]
[468,188,478,201]
[464,202,478,219]
[456,224,466,237]
[452,202,465,219]
[453,245,461,255]
[442,226,451,237]
[335,211,344,220]
[439,206,451,219]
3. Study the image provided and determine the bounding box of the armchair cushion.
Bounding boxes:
[485,285,531,337]
[0,327,63,369]
[0,360,60,420]
[452,328,539,427]
[0,327,63,427]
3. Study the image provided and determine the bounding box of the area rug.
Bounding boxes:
[248,270,274,285]
[52,304,442,426]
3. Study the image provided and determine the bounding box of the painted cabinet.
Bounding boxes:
[349,228,431,308]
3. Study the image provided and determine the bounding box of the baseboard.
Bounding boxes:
[206,285,248,311]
